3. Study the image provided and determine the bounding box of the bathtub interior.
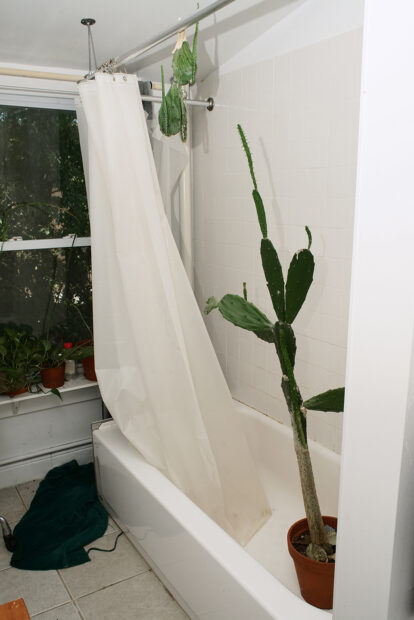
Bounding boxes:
[94,401,340,614]
[239,402,340,597]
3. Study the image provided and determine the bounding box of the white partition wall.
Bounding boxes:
[334,2,414,618]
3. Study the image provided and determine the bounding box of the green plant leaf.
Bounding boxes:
[237,124,257,190]
[50,387,62,400]
[303,387,345,412]
[261,238,285,322]
[274,322,296,370]
[204,297,219,315]
[252,190,267,238]
[179,92,187,142]
[305,225,312,249]
[285,248,315,324]
[172,23,199,86]
[172,41,194,85]
[158,71,184,138]
[217,294,274,338]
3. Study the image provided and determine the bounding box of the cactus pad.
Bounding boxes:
[285,248,315,324]
[274,322,296,371]
[261,238,285,321]
[303,387,345,412]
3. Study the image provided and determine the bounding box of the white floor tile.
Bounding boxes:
[16,479,40,508]
[0,486,26,522]
[0,567,70,616]
[32,602,82,619]
[76,572,189,620]
[59,532,149,599]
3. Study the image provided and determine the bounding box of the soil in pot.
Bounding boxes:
[41,365,65,388]
[287,516,337,610]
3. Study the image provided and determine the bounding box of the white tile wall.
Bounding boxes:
[192,30,362,453]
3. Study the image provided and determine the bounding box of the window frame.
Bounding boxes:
[0,73,97,410]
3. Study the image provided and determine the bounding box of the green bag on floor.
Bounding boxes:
[11,460,108,570]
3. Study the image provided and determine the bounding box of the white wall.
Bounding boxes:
[192,4,363,454]
[221,0,364,74]
[0,384,102,487]
[334,1,414,618]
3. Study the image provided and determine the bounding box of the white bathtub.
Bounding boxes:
[93,401,340,619]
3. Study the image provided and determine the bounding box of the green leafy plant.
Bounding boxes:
[0,327,41,394]
[158,23,199,142]
[34,339,93,370]
[205,125,345,562]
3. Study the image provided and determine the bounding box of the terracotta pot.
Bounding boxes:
[8,385,28,397]
[41,365,65,388]
[287,516,337,609]
[77,339,97,382]
[82,356,97,382]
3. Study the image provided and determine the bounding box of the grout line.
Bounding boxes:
[56,567,75,602]
[72,598,85,620]
[15,485,27,509]
[73,569,153,603]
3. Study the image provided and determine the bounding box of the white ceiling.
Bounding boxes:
[0,0,300,81]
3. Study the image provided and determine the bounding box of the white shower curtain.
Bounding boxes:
[78,73,270,545]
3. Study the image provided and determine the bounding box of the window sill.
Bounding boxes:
[0,375,100,418]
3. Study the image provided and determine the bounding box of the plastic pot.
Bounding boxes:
[287,516,337,609]
[41,365,65,388]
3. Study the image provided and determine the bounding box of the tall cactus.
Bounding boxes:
[205,125,345,561]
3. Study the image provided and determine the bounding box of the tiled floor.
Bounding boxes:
[0,480,189,619]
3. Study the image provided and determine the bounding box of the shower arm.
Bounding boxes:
[87,0,236,78]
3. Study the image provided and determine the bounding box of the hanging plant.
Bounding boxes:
[158,23,199,142]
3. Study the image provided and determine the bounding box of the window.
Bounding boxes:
[0,100,92,343]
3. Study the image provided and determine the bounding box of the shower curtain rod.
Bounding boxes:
[89,0,236,77]
[142,94,214,110]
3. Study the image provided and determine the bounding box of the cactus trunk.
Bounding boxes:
[279,327,328,547]
[292,423,328,546]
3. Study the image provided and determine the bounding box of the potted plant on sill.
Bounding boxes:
[204,125,345,610]
[35,339,94,389]
[68,301,97,382]
[0,327,41,397]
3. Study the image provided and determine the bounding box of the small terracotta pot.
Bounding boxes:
[8,385,28,397]
[77,339,97,382]
[287,516,337,610]
[82,356,97,382]
[41,365,65,388]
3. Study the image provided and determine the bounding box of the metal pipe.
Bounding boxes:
[0,439,92,468]
[179,89,194,287]
[108,0,236,71]
[141,94,214,110]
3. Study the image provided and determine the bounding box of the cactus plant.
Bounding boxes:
[159,23,199,142]
[205,125,345,561]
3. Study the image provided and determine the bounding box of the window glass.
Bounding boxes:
[0,247,92,342]
[0,103,92,342]
[0,105,89,240]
